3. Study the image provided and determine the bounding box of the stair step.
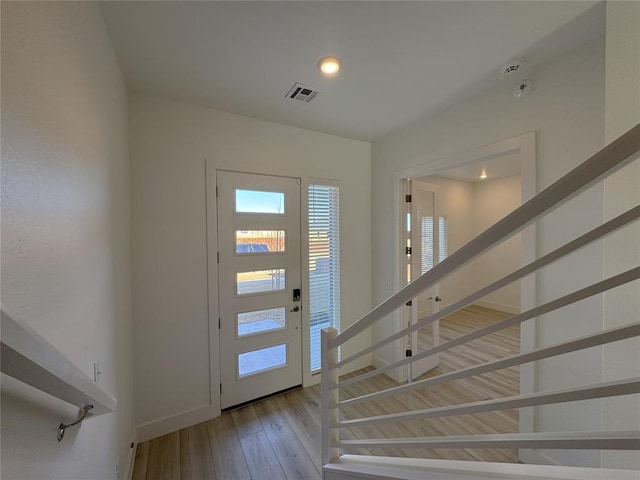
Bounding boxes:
[323,455,639,480]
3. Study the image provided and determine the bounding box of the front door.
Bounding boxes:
[217,171,302,409]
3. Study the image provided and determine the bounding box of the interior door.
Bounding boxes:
[407,181,441,380]
[217,171,302,409]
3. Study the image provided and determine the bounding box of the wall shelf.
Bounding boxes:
[1,306,116,418]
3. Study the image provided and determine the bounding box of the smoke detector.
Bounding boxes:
[286,83,319,103]
[501,58,523,78]
[512,79,534,99]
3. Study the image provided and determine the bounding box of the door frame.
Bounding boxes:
[391,132,538,427]
[406,179,442,380]
[206,165,339,417]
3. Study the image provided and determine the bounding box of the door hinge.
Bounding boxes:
[216,185,219,197]
[217,252,220,263]
[220,383,222,394]
[218,317,221,329]
[405,247,412,255]
[405,194,412,202]
[406,349,413,357]
[406,300,412,306]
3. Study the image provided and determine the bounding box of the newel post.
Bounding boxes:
[321,327,339,466]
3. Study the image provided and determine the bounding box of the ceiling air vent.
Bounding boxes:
[286,83,319,102]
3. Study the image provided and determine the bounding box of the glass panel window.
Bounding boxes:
[236,269,286,295]
[309,183,340,371]
[438,216,448,262]
[235,230,286,254]
[235,189,285,214]
[237,307,286,337]
[421,216,448,274]
[421,216,434,274]
[238,344,287,377]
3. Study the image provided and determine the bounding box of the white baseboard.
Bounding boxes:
[519,448,560,466]
[136,403,219,443]
[475,300,520,315]
[372,354,404,383]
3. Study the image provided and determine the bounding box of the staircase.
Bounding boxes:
[321,125,640,479]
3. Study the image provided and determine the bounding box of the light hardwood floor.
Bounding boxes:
[133,305,519,480]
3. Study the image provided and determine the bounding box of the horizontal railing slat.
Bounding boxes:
[335,205,640,371]
[335,378,640,428]
[331,123,640,349]
[333,431,640,451]
[337,267,639,387]
[334,322,640,408]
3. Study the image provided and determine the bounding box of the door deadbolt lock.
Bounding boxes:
[293,288,301,302]
[290,306,300,312]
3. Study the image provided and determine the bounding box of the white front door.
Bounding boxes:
[217,171,302,409]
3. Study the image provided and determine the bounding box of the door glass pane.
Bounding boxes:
[237,307,286,337]
[235,189,285,214]
[236,269,286,295]
[235,230,286,254]
[238,344,287,377]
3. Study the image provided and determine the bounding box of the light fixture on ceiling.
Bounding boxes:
[318,57,341,77]
[513,79,534,99]
[480,169,488,180]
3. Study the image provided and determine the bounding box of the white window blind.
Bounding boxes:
[421,216,448,274]
[308,182,340,372]
[421,216,434,274]
[438,216,448,263]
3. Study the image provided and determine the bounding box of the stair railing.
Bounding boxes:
[321,124,640,467]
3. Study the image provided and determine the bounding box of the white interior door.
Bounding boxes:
[217,171,302,409]
[407,182,441,380]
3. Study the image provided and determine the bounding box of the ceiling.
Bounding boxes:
[100,1,603,142]
[426,153,521,184]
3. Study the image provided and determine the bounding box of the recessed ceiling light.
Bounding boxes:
[480,169,488,180]
[318,57,341,77]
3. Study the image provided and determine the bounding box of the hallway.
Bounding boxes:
[132,306,520,479]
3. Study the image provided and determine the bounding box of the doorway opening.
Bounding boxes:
[393,133,537,425]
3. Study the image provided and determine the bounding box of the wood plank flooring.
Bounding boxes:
[133,306,519,479]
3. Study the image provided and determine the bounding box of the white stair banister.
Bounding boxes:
[320,124,640,478]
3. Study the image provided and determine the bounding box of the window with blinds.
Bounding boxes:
[308,182,340,372]
[438,216,448,263]
[420,216,448,274]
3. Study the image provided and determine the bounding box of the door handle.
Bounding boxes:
[290,306,300,312]
[426,296,442,302]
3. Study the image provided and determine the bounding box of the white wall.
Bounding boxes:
[601,1,640,470]
[472,175,522,313]
[371,38,606,468]
[413,177,475,308]
[130,93,372,441]
[416,175,521,313]
[1,3,134,479]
